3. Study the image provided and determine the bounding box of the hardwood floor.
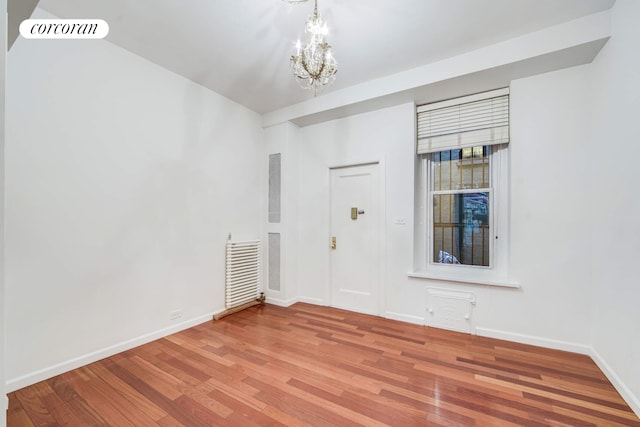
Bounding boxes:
[7,303,640,426]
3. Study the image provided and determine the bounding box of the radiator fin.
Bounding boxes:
[225,240,260,309]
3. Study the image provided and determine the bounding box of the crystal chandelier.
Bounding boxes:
[290,0,337,95]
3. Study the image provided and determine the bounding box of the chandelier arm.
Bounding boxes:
[318,60,325,78]
[300,57,314,79]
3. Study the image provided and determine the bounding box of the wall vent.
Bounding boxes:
[426,288,476,334]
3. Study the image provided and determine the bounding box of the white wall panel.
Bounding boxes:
[1,0,7,420]
[589,0,640,415]
[5,8,262,388]
[296,67,594,348]
[297,103,417,314]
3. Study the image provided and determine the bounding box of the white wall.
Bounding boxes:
[4,0,638,418]
[589,0,640,414]
[291,3,640,412]
[5,8,262,389]
[296,103,417,316]
[263,122,300,306]
[1,0,7,422]
[497,65,593,347]
[295,68,595,350]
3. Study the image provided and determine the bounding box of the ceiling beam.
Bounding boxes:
[262,9,611,128]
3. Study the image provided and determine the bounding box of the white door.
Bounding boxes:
[330,163,381,315]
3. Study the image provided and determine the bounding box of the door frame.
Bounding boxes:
[326,158,386,317]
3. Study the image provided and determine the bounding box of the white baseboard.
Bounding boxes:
[2,394,7,425]
[297,296,325,306]
[589,347,640,418]
[265,296,299,307]
[5,312,218,393]
[475,327,592,355]
[385,311,425,326]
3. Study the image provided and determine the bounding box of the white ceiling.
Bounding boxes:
[37,0,615,114]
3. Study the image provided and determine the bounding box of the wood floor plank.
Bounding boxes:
[104,357,209,427]
[83,374,158,426]
[476,373,637,419]
[495,356,611,386]
[13,386,58,426]
[65,377,137,427]
[259,376,388,427]
[7,303,640,426]
[6,409,35,427]
[87,360,167,421]
[6,393,35,427]
[495,373,634,412]
[524,392,640,426]
[172,394,229,425]
[156,414,186,427]
[245,376,366,427]
[207,388,285,427]
[30,381,84,427]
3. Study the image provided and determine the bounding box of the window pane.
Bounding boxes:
[433,192,490,266]
[433,146,489,191]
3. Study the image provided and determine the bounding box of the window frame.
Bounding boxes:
[412,143,514,287]
[428,146,494,269]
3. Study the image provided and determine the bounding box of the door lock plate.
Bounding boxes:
[351,207,365,220]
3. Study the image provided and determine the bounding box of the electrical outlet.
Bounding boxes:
[169,309,183,320]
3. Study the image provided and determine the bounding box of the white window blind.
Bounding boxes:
[417,88,509,154]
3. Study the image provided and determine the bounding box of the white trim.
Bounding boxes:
[590,348,640,418]
[385,311,424,326]
[475,327,591,354]
[327,158,381,170]
[5,312,220,393]
[1,395,7,421]
[298,296,326,306]
[415,144,511,285]
[377,159,387,318]
[265,296,299,307]
[408,271,519,288]
[328,159,387,317]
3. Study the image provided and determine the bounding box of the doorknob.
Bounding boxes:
[331,236,336,250]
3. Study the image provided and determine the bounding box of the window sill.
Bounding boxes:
[408,271,520,288]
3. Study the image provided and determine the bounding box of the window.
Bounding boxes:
[413,88,512,286]
[431,146,491,267]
